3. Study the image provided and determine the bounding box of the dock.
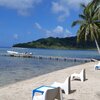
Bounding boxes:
[2,53,97,62]
[32,55,94,62]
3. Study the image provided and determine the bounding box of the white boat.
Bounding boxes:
[7,51,19,55]
[7,50,32,58]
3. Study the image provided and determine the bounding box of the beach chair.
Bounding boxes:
[32,87,62,100]
[51,76,71,95]
[71,69,86,82]
[94,62,100,70]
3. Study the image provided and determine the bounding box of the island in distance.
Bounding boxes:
[13,36,99,50]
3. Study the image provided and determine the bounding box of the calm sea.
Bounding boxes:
[0,47,99,87]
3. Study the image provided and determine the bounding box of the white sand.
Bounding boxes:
[0,61,100,100]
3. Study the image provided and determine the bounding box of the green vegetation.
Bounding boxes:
[72,0,100,53]
[13,36,99,49]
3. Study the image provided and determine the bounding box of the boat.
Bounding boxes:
[7,51,19,55]
[7,50,32,58]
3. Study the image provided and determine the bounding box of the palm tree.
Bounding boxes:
[72,0,100,54]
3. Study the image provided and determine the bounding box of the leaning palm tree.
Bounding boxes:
[72,1,100,54]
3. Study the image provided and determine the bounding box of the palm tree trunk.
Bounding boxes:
[94,39,100,54]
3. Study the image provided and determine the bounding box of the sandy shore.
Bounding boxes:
[0,61,100,100]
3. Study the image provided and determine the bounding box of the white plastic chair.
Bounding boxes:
[51,76,71,95]
[94,62,100,70]
[71,69,86,82]
[33,87,63,100]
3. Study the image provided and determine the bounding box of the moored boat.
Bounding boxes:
[7,50,32,58]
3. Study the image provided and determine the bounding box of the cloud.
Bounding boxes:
[34,22,42,30]
[52,1,69,21]
[53,26,63,34]
[34,22,72,38]
[52,0,92,21]
[13,34,18,39]
[0,0,42,15]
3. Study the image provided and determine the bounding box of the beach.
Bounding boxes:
[0,61,100,100]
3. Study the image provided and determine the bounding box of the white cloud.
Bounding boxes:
[13,34,18,39]
[66,0,92,9]
[52,2,68,14]
[52,0,92,21]
[0,0,42,15]
[34,22,72,38]
[45,26,64,38]
[48,26,72,38]
[34,22,42,30]
[52,1,69,22]
[53,26,64,34]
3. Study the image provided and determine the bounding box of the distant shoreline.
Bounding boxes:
[0,46,97,51]
[12,46,97,51]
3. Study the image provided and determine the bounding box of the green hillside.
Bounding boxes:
[13,36,99,49]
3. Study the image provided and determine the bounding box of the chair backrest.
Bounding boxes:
[63,76,71,94]
[44,87,62,100]
[80,69,86,81]
[98,62,100,65]
[80,69,84,75]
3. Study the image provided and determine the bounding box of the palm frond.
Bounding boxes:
[80,3,86,9]
[93,24,100,40]
[85,25,90,41]
[77,25,86,42]
[71,0,100,48]
[79,14,86,20]
[71,20,85,27]
[89,24,95,41]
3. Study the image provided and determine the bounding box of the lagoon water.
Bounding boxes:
[0,47,99,87]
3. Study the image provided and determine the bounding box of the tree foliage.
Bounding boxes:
[72,0,100,42]
[72,0,100,53]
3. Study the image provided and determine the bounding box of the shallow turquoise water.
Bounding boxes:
[0,48,99,87]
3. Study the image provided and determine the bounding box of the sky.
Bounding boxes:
[0,0,92,47]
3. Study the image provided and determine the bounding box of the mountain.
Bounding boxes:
[13,36,98,49]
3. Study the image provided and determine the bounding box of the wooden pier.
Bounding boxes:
[3,53,96,62]
[32,55,94,62]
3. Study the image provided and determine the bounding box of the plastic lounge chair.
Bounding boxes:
[71,69,86,82]
[32,87,63,100]
[51,76,71,95]
[94,62,100,70]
